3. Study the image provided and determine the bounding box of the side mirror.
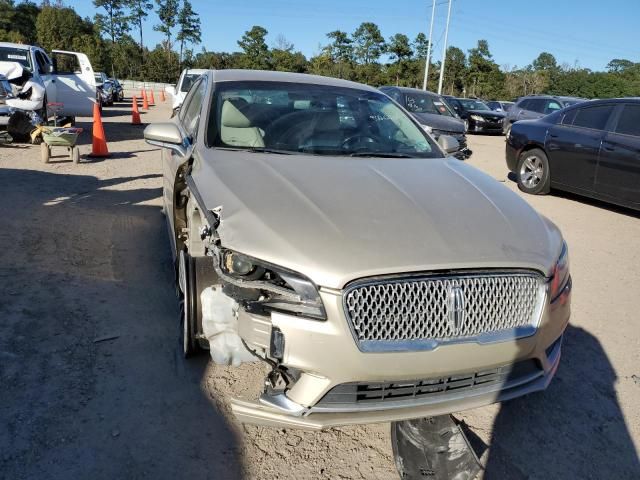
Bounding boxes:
[438,135,460,154]
[144,122,187,156]
[165,85,176,96]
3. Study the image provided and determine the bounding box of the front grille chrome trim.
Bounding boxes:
[342,270,547,353]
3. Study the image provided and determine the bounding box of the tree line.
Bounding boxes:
[1,0,639,99]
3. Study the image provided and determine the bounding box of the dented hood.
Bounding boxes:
[0,61,25,81]
[191,151,562,289]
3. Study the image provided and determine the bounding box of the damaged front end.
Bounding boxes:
[180,200,328,418]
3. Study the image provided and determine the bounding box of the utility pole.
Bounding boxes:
[423,0,437,91]
[437,0,453,94]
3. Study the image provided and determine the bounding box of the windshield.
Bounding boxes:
[207,81,441,158]
[180,73,202,92]
[458,99,491,111]
[0,47,31,70]
[405,92,455,117]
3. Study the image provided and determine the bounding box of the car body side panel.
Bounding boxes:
[596,130,640,206]
[546,123,602,191]
[50,50,96,117]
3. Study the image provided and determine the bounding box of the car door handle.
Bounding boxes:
[603,146,615,152]
[549,133,559,138]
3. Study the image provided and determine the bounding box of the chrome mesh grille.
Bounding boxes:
[344,273,544,345]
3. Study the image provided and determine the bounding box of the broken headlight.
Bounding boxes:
[217,249,327,320]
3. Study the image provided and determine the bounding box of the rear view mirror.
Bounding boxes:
[438,135,460,154]
[144,122,186,156]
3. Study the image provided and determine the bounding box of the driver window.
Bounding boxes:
[34,51,47,74]
[179,78,206,138]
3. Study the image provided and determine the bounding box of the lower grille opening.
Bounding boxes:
[317,359,542,408]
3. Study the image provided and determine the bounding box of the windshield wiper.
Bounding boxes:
[246,147,293,155]
[349,151,413,158]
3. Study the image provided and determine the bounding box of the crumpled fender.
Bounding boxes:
[6,80,45,111]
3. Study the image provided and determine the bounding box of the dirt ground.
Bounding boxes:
[1,98,638,480]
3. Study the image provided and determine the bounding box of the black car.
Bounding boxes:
[109,78,124,102]
[506,98,640,211]
[442,96,506,134]
[380,86,471,159]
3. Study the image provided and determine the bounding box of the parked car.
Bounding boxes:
[94,71,108,88]
[109,78,124,102]
[506,98,640,211]
[99,80,115,106]
[486,100,514,113]
[143,69,571,430]
[505,95,584,136]
[0,42,96,121]
[166,68,207,116]
[442,96,506,134]
[380,86,472,159]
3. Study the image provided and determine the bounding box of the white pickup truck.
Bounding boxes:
[0,42,96,120]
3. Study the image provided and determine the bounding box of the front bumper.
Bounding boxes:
[470,121,505,134]
[232,278,571,429]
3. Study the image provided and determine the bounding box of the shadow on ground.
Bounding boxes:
[464,325,639,479]
[0,168,244,479]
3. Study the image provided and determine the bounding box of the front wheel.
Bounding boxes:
[516,148,550,195]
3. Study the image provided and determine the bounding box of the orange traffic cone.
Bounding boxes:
[139,89,143,98]
[149,90,155,106]
[89,102,109,157]
[142,90,149,110]
[131,95,141,125]
[160,90,166,102]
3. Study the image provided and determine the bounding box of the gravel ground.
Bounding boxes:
[0,99,638,480]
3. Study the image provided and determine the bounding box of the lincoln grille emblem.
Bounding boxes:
[448,285,465,331]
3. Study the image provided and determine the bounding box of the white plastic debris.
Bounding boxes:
[201,286,256,366]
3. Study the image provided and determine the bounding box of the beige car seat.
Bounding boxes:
[220,98,265,148]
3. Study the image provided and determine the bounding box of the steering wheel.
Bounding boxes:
[341,133,385,152]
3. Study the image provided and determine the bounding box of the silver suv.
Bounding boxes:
[505,95,584,135]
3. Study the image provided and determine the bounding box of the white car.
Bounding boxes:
[166,68,207,116]
[0,42,96,120]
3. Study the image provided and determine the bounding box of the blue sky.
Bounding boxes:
[67,0,639,71]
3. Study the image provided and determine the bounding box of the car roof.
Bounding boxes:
[208,69,378,92]
[380,86,440,96]
[566,97,640,107]
[185,69,208,75]
[0,42,33,50]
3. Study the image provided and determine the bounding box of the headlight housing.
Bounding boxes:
[470,114,485,122]
[549,242,570,301]
[217,249,326,320]
[421,124,433,134]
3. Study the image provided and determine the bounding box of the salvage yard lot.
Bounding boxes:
[1,100,638,479]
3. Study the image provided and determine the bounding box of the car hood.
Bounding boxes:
[410,112,465,133]
[192,150,562,288]
[468,110,505,119]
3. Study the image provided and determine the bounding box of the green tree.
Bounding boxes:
[237,25,270,70]
[94,0,130,77]
[606,58,634,73]
[387,33,412,85]
[176,0,201,68]
[352,22,385,65]
[153,0,178,76]
[36,5,93,52]
[126,0,152,67]
[442,46,466,95]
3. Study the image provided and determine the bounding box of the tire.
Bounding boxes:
[516,148,550,195]
[178,250,200,357]
[40,142,50,163]
[72,146,80,164]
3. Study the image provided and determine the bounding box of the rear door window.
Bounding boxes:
[528,99,547,113]
[572,105,615,131]
[517,99,531,110]
[613,104,640,137]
